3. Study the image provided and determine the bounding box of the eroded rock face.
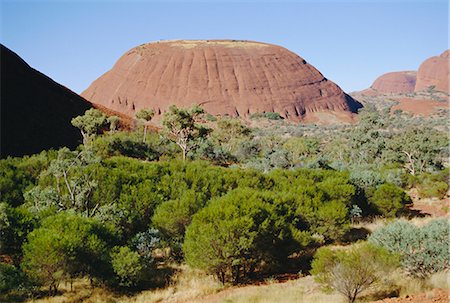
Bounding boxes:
[415,50,450,93]
[1,44,92,158]
[82,40,361,121]
[370,71,417,94]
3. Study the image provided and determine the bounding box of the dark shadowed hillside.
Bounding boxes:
[1,44,92,157]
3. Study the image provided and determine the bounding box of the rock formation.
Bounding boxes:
[370,71,417,94]
[415,50,449,93]
[1,44,92,157]
[361,50,449,96]
[82,40,361,122]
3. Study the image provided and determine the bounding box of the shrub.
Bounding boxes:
[417,180,448,199]
[263,112,283,120]
[152,190,207,259]
[183,188,298,284]
[370,183,411,217]
[110,246,143,287]
[368,219,450,279]
[311,242,399,303]
[21,213,116,294]
[0,263,27,293]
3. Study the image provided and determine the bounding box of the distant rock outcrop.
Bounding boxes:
[415,50,450,93]
[82,40,361,122]
[370,71,417,94]
[361,50,449,96]
[1,44,93,158]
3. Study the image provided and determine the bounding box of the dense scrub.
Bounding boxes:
[0,105,448,300]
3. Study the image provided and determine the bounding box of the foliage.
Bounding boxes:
[0,205,37,263]
[183,188,283,283]
[385,127,448,175]
[0,152,53,207]
[0,263,28,293]
[25,148,101,216]
[263,112,283,120]
[311,242,399,303]
[71,109,108,146]
[131,228,161,265]
[369,183,411,217]
[135,108,155,143]
[152,190,209,259]
[110,246,143,287]
[21,213,116,293]
[162,104,208,161]
[107,115,120,133]
[92,131,164,160]
[369,219,450,279]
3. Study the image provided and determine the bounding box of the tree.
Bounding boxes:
[162,105,208,161]
[135,108,155,142]
[311,242,399,303]
[369,183,411,217]
[348,106,386,165]
[212,117,252,154]
[71,109,108,146]
[107,115,120,133]
[386,127,448,175]
[26,148,101,216]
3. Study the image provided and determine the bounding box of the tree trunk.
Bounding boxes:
[143,125,147,143]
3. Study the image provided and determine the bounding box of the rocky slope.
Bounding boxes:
[1,44,92,157]
[82,40,361,123]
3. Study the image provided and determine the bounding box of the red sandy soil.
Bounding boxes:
[407,188,449,217]
[81,40,361,123]
[372,289,449,303]
[390,98,448,116]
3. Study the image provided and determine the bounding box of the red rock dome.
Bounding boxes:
[415,50,450,93]
[82,40,361,122]
[370,71,416,94]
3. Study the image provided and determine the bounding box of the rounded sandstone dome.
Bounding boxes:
[82,40,361,121]
[415,50,450,93]
[370,71,417,94]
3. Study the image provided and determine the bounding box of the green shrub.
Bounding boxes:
[368,219,450,279]
[152,190,208,259]
[263,112,283,120]
[21,213,116,294]
[417,180,448,199]
[0,263,27,293]
[92,131,163,160]
[110,246,143,287]
[311,242,399,303]
[183,188,299,284]
[370,183,411,217]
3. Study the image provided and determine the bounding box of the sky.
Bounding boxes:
[1,0,448,93]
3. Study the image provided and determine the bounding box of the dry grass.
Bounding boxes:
[352,216,439,233]
[193,275,343,303]
[25,265,223,303]
[126,265,223,303]
[165,40,269,49]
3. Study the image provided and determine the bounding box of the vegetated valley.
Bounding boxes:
[1,43,449,303]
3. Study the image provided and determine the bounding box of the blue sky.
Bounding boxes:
[1,0,448,93]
